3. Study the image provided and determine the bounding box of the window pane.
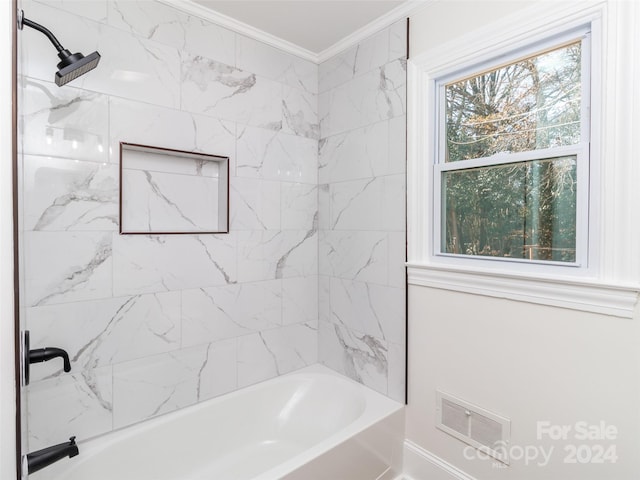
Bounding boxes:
[442,156,577,262]
[445,42,582,162]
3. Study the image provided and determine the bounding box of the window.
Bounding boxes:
[434,32,590,267]
[408,5,640,318]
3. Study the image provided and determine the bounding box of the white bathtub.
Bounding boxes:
[33,364,405,480]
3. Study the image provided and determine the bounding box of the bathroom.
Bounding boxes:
[1,0,639,479]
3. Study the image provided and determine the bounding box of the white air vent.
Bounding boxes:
[436,391,511,464]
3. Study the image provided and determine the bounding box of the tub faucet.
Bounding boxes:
[27,436,79,474]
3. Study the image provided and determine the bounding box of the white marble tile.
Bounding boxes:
[237,227,317,282]
[236,230,286,283]
[389,19,408,61]
[236,34,318,94]
[381,174,406,233]
[113,343,228,428]
[318,275,331,324]
[27,366,113,451]
[182,16,236,66]
[32,0,109,23]
[281,183,317,230]
[237,321,317,387]
[23,155,118,231]
[330,177,384,231]
[263,321,318,371]
[318,320,346,376]
[387,115,407,175]
[383,58,407,107]
[236,125,317,184]
[318,121,388,184]
[181,280,282,347]
[352,28,391,77]
[329,278,405,344]
[181,54,283,130]
[26,292,181,381]
[282,86,319,140]
[93,27,181,107]
[236,333,278,388]
[121,168,221,233]
[109,97,236,165]
[196,339,238,402]
[24,231,113,307]
[317,184,330,231]
[20,78,109,162]
[319,230,387,285]
[319,60,406,138]
[276,229,318,279]
[107,1,236,66]
[107,0,186,48]
[112,233,236,296]
[387,341,406,403]
[318,26,390,93]
[282,276,318,325]
[388,231,407,289]
[318,50,355,95]
[318,321,388,395]
[230,178,281,230]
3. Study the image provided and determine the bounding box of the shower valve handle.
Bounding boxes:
[23,331,72,385]
[29,347,72,372]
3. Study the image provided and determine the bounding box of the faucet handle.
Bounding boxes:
[23,331,72,386]
[29,347,72,372]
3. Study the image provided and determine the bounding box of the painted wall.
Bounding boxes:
[317,21,407,402]
[19,0,319,451]
[406,1,640,479]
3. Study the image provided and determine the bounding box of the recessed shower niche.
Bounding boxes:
[119,142,229,234]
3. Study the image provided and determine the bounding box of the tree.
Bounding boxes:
[442,42,581,262]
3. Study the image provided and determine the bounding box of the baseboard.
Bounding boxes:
[403,440,478,480]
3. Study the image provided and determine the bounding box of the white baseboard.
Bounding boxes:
[403,440,478,480]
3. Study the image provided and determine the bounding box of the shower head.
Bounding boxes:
[19,11,101,87]
[55,50,101,87]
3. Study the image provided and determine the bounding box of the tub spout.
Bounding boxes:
[27,436,79,474]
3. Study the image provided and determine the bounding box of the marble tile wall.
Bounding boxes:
[19,0,319,450]
[317,20,407,402]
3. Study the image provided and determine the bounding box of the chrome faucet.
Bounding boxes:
[27,436,79,474]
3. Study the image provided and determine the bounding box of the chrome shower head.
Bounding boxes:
[55,50,101,87]
[19,11,101,87]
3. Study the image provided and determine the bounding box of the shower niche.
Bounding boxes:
[119,142,229,234]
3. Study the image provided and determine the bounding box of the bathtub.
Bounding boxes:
[33,364,405,480]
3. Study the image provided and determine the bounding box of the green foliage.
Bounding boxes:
[441,42,581,262]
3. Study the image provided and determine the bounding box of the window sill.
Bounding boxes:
[407,263,639,318]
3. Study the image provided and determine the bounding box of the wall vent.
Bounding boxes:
[436,391,511,464]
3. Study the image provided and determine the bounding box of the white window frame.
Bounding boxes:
[407,2,640,318]
[433,29,591,272]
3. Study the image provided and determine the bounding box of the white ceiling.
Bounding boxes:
[191,0,406,54]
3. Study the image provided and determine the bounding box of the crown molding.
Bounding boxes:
[157,0,319,62]
[158,0,430,64]
[316,0,428,63]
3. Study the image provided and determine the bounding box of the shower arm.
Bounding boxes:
[19,14,66,54]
